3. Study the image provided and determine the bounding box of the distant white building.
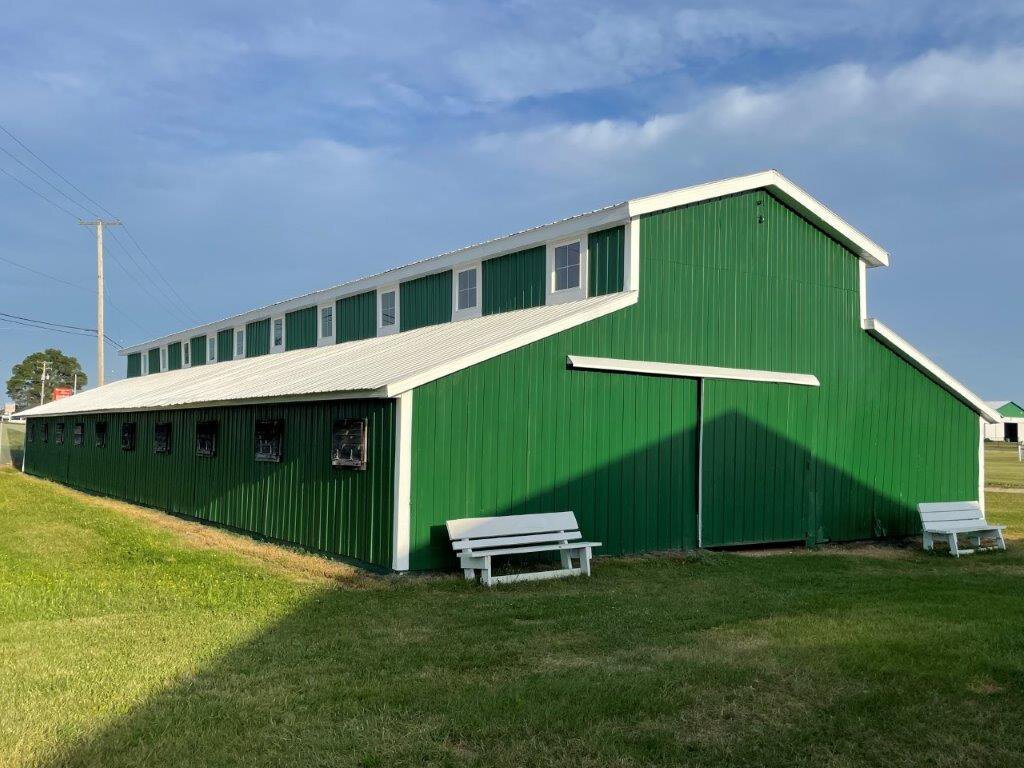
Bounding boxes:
[985,400,1024,442]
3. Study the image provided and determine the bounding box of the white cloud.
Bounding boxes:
[473,46,1024,168]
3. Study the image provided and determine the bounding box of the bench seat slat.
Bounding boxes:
[923,523,1005,534]
[452,530,582,551]
[464,541,601,558]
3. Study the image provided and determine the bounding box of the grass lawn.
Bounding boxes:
[985,441,1024,489]
[2,469,1024,767]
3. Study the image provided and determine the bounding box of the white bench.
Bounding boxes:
[447,511,601,586]
[918,501,1006,557]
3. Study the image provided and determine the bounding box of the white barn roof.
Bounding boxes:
[21,293,636,418]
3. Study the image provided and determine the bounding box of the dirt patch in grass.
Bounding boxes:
[729,539,917,560]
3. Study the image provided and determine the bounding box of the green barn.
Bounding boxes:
[20,171,1001,571]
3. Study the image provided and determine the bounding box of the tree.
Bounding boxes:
[6,349,87,409]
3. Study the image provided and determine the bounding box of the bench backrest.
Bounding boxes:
[918,501,985,527]
[447,511,581,552]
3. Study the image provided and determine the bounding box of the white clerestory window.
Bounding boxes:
[272,318,284,349]
[554,241,581,291]
[320,305,334,343]
[183,341,190,366]
[378,289,398,335]
[235,328,245,358]
[452,265,482,321]
[207,336,216,362]
[547,238,587,305]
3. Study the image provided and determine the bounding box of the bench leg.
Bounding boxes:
[923,532,934,551]
[580,546,592,577]
[463,568,476,581]
[480,556,493,587]
[997,529,1007,551]
[560,550,573,570]
[948,533,960,558]
[970,533,982,549]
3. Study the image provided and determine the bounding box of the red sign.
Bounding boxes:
[51,387,73,401]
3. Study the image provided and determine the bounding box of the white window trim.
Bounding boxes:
[141,353,149,375]
[377,285,399,336]
[451,262,482,322]
[235,327,246,359]
[271,315,285,352]
[317,302,335,346]
[182,340,191,368]
[160,346,168,372]
[207,335,216,363]
[546,236,588,305]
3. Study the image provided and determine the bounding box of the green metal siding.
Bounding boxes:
[588,226,625,296]
[337,291,376,343]
[408,190,980,568]
[285,306,317,351]
[167,342,182,371]
[190,335,207,366]
[246,319,270,358]
[217,329,234,362]
[24,399,396,568]
[998,402,1024,418]
[482,245,546,315]
[126,353,141,378]
[147,348,160,374]
[400,271,452,331]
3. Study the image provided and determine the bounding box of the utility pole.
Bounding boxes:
[79,219,120,387]
[38,360,49,406]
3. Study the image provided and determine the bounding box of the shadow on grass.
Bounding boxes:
[42,546,1024,768]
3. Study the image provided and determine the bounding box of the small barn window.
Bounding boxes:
[160,347,168,371]
[183,342,191,366]
[55,423,65,445]
[154,422,172,454]
[254,419,283,462]
[72,423,84,446]
[27,422,34,442]
[235,328,245,358]
[40,423,48,443]
[121,423,136,452]
[272,318,284,349]
[196,420,218,457]
[207,337,216,362]
[554,241,581,291]
[331,418,367,470]
[95,421,108,447]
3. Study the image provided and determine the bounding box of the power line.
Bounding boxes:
[120,224,200,322]
[0,142,96,218]
[0,311,124,348]
[0,252,153,337]
[0,123,201,323]
[104,231,193,326]
[0,316,123,348]
[0,164,80,219]
[0,121,117,218]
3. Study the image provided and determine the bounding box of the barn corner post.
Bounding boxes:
[391,390,413,572]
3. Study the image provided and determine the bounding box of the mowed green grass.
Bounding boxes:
[985,441,1024,489]
[2,469,1024,768]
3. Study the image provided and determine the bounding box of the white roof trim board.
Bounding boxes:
[120,170,889,354]
[21,293,638,418]
[864,319,1001,424]
[566,356,821,387]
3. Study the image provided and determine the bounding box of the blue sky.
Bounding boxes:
[2,1,1023,401]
